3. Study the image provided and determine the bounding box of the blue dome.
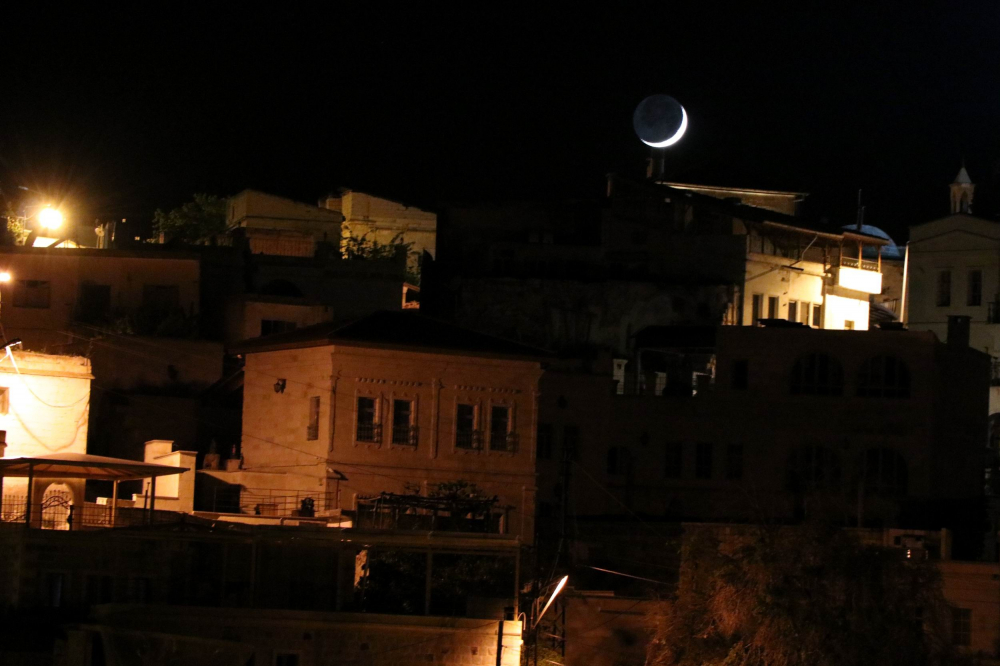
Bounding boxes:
[842,224,903,261]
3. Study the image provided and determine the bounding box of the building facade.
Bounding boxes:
[222,312,546,542]
[227,189,344,258]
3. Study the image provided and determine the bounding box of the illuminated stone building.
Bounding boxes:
[219,311,546,543]
[226,189,344,258]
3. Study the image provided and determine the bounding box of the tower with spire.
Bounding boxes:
[950,162,975,214]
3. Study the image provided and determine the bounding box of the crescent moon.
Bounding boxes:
[642,106,687,148]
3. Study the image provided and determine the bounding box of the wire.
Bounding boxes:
[0,348,91,409]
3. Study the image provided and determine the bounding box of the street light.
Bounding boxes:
[38,207,63,230]
[0,272,10,283]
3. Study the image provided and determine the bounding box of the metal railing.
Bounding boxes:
[490,431,518,453]
[455,430,483,450]
[208,487,337,517]
[0,495,181,530]
[356,422,382,443]
[391,424,419,446]
[355,492,506,534]
[840,256,880,272]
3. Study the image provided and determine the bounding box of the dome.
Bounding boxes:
[842,224,903,261]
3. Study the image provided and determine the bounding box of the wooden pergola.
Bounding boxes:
[0,452,188,528]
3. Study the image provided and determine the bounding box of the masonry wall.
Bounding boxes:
[87,605,522,666]
[0,248,200,351]
[238,344,542,541]
[0,351,91,498]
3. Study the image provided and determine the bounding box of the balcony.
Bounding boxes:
[391,424,419,446]
[835,259,882,295]
[356,421,382,444]
[490,431,519,453]
[455,430,483,450]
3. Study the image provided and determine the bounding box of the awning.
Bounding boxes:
[0,453,187,481]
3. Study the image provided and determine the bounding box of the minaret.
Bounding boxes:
[950,163,975,214]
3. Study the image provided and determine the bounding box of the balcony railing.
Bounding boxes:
[356,421,382,443]
[455,430,483,450]
[209,487,337,517]
[0,495,180,530]
[355,492,506,534]
[490,431,519,453]
[840,256,880,272]
[391,424,419,446]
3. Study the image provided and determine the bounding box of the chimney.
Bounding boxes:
[947,315,971,348]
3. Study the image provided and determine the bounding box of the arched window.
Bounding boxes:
[790,353,844,396]
[857,356,911,398]
[607,446,632,476]
[787,446,842,491]
[862,448,908,497]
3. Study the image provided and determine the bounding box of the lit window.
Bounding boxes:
[790,353,844,396]
[857,356,911,398]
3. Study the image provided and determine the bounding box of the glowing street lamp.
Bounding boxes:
[532,575,569,629]
[38,207,63,230]
[0,272,10,283]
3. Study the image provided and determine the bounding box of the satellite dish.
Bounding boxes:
[633,95,688,148]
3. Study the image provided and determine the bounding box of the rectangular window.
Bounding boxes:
[84,574,114,605]
[563,425,580,461]
[695,442,713,479]
[45,572,65,608]
[751,294,763,326]
[951,607,971,647]
[490,405,515,451]
[812,303,822,327]
[665,442,683,479]
[537,423,553,460]
[767,296,779,319]
[307,396,320,441]
[14,280,51,309]
[78,282,112,323]
[968,270,983,306]
[937,270,952,307]
[261,319,297,337]
[787,300,798,322]
[800,302,811,325]
[731,360,749,390]
[455,403,480,449]
[392,399,417,446]
[356,397,379,443]
[142,284,180,316]
[726,444,744,480]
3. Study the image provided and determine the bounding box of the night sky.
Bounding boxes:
[2,6,999,242]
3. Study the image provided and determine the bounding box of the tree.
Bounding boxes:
[646,525,955,666]
[341,231,419,284]
[152,194,227,244]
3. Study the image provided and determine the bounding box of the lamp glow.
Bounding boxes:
[533,575,569,629]
[0,272,10,283]
[642,106,688,148]
[38,207,63,230]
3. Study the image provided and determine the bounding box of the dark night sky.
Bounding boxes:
[2,6,999,242]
